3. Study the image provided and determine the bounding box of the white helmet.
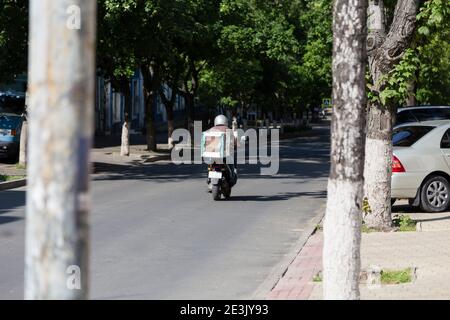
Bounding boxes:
[214,114,228,126]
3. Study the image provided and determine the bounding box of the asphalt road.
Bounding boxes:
[0,123,330,299]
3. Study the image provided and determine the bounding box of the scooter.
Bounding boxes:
[207,162,237,201]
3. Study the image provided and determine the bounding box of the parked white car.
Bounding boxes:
[392,121,450,212]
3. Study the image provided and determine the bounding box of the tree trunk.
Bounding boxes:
[323,0,367,300]
[184,92,194,129]
[120,79,131,156]
[167,107,174,149]
[25,0,96,299]
[19,119,28,166]
[159,87,176,149]
[144,91,157,151]
[182,64,199,132]
[364,0,419,230]
[406,80,416,106]
[141,64,159,152]
[363,103,394,229]
[120,121,130,156]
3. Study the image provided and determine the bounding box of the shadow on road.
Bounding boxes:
[226,191,327,202]
[415,214,450,223]
[0,190,25,225]
[0,216,22,225]
[0,190,25,214]
[92,125,331,183]
[393,203,450,218]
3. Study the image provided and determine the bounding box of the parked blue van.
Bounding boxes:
[0,91,25,161]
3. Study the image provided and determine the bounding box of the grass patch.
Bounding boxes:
[361,223,379,233]
[15,163,26,170]
[362,213,416,233]
[312,273,322,282]
[393,214,416,232]
[0,174,25,182]
[381,268,412,284]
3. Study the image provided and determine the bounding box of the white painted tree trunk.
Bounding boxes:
[364,0,419,229]
[167,119,174,149]
[323,0,367,300]
[19,120,28,166]
[324,180,363,299]
[120,120,130,156]
[25,0,96,299]
[363,112,394,229]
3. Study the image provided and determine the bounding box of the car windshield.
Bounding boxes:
[0,95,25,115]
[393,126,435,147]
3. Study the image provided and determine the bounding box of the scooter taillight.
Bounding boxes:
[212,164,225,171]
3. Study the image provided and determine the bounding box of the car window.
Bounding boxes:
[393,126,435,147]
[441,129,450,148]
[396,110,417,125]
[0,95,25,115]
[411,108,450,121]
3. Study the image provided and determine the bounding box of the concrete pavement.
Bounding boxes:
[0,123,330,299]
[268,200,450,300]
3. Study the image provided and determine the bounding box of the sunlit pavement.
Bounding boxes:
[272,199,450,300]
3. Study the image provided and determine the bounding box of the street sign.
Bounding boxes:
[322,98,332,108]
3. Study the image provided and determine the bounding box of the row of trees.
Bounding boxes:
[1,0,334,151]
[1,0,446,153]
[96,0,336,151]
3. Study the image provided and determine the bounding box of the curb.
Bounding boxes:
[0,178,27,191]
[416,221,422,231]
[251,204,326,300]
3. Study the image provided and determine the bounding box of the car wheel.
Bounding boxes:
[420,175,450,213]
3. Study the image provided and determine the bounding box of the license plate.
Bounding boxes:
[208,171,222,179]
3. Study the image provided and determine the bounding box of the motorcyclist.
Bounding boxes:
[206,114,238,184]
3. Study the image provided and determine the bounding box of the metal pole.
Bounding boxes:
[25,0,97,299]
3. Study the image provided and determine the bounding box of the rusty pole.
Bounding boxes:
[25,0,97,299]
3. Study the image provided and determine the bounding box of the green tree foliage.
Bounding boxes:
[0,0,28,84]
[373,0,450,107]
[2,0,447,121]
[415,0,450,105]
[199,0,333,118]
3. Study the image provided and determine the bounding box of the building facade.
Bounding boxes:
[94,69,188,136]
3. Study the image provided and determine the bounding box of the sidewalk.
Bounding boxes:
[91,143,171,166]
[0,138,171,178]
[0,164,25,176]
[267,202,450,300]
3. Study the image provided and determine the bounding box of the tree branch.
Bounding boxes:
[373,0,419,77]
